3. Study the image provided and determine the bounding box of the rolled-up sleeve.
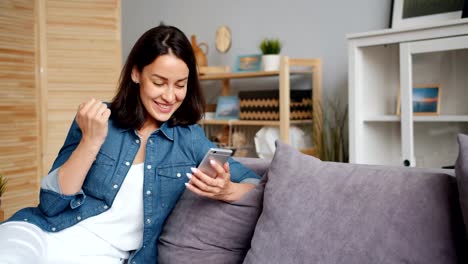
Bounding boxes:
[41,167,62,193]
[240,177,260,185]
[228,159,261,183]
[39,188,86,217]
[38,118,86,216]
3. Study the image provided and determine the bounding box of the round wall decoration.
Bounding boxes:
[215,26,232,53]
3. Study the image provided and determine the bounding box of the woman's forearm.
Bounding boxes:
[58,99,110,195]
[223,182,256,202]
[58,139,101,195]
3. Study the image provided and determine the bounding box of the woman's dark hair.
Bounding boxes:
[111,25,205,129]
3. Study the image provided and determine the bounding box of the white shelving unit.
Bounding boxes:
[347,19,468,168]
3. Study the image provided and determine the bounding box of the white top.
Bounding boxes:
[48,163,145,255]
[78,163,144,251]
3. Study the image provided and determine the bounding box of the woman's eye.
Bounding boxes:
[153,82,164,87]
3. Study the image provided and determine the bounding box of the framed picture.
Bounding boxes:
[234,54,262,72]
[215,96,240,120]
[396,85,441,115]
[390,0,464,29]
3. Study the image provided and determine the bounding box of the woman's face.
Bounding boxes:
[132,53,189,128]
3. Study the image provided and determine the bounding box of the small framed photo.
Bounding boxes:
[396,85,441,115]
[390,0,464,29]
[234,54,262,72]
[215,96,240,120]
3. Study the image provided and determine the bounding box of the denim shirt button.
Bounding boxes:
[146,190,151,195]
[149,139,153,144]
[146,165,152,170]
[51,227,56,232]
[132,261,136,264]
[77,216,82,221]
[113,184,119,189]
[125,161,130,166]
[135,139,140,144]
[146,218,151,224]
[176,172,181,177]
[103,205,109,210]
[23,218,28,222]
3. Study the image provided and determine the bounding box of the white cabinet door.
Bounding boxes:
[399,35,468,167]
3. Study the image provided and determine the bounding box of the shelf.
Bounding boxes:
[199,57,323,159]
[363,115,400,122]
[199,70,310,80]
[364,115,468,123]
[413,115,468,122]
[346,19,468,46]
[200,119,313,126]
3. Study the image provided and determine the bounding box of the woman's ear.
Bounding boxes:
[131,66,140,84]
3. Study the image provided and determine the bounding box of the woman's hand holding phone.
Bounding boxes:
[196,148,232,178]
[185,148,237,201]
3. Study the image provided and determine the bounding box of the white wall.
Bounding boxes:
[122,0,391,104]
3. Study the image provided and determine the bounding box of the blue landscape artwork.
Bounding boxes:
[215,96,240,119]
[413,87,439,113]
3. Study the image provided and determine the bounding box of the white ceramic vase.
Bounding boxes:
[262,54,280,71]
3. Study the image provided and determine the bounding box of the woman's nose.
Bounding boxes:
[162,86,175,102]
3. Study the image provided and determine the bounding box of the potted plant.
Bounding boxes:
[0,174,7,208]
[259,38,282,71]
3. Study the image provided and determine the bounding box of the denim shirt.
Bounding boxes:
[7,117,260,263]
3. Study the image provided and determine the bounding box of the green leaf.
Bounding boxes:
[259,38,282,54]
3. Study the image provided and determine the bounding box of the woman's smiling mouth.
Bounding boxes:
[154,101,172,113]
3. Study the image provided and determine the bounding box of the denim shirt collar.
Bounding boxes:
[116,122,174,141]
[155,122,174,141]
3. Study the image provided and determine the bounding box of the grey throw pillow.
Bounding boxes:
[456,133,468,236]
[158,175,265,264]
[243,141,460,264]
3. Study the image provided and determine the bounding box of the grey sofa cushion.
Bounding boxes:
[233,157,271,177]
[158,174,266,264]
[456,133,468,236]
[243,141,460,264]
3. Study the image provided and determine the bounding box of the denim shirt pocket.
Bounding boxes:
[158,163,194,208]
[83,150,116,195]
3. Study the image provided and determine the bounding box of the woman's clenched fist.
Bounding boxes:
[76,98,111,148]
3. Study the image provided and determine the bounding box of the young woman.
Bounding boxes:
[0,25,260,264]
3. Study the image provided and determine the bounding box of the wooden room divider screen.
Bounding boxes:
[0,0,121,220]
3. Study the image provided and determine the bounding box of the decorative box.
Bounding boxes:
[238,90,312,120]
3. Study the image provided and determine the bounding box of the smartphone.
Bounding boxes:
[197,148,233,178]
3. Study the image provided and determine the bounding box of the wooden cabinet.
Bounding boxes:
[199,56,323,157]
[347,20,468,168]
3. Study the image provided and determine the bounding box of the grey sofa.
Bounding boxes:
[158,140,468,264]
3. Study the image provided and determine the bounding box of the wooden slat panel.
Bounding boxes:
[0,0,39,219]
[0,0,121,220]
[43,0,121,174]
